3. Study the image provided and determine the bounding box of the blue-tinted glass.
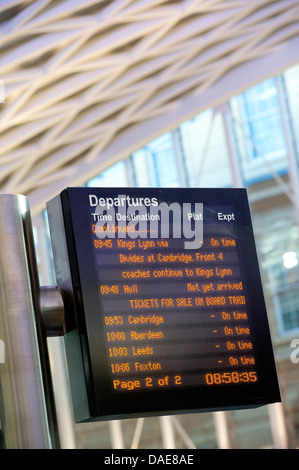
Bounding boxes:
[179,110,232,188]
[131,149,156,187]
[87,161,128,187]
[267,251,299,333]
[280,290,299,331]
[242,78,286,158]
[146,133,180,187]
[132,133,179,187]
[283,64,299,157]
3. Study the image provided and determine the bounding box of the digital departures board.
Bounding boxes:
[47,187,281,422]
[91,207,257,393]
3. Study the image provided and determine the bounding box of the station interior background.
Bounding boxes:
[1,0,299,449]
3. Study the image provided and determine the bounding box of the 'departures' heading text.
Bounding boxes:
[89,194,158,210]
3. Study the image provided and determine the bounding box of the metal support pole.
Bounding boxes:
[0,194,59,448]
[109,420,125,449]
[47,337,76,449]
[219,104,244,188]
[159,416,176,449]
[171,129,189,187]
[33,213,76,448]
[275,75,299,228]
[131,418,145,449]
[267,402,288,449]
[213,411,234,449]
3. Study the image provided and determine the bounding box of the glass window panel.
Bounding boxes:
[179,110,232,188]
[283,63,299,157]
[147,133,180,187]
[230,78,288,185]
[132,133,180,188]
[242,79,286,158]
[254,207,299,335]
[132,149,156,187]
[280,289,299,332]
[231,406,273,449]
[87,161,129,187]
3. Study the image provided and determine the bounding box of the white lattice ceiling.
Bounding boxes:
[0,0,299,215]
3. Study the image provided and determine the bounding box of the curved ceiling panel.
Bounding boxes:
[0,0,299,214]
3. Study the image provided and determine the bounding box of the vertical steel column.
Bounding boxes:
[275,75,299,227]
[0,194,59,448]
[267,402,288,449]
[171,129,189,187]
[220,104,244,187]
[33,213,76,448]
[213,411,234,449]
[159,416,176,449]
[47,337,76,449]
[109,420,125,449]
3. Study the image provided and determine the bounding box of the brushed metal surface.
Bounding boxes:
[0,194,56,448]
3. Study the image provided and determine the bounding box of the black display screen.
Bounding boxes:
[47,187,280,422]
